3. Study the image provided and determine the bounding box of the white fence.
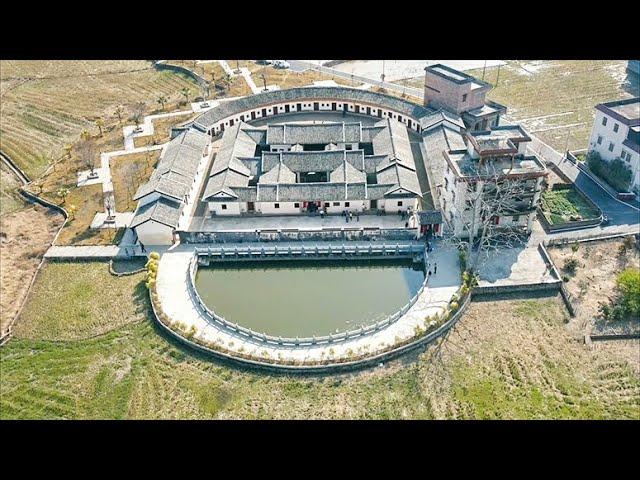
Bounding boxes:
[186,245,428,347]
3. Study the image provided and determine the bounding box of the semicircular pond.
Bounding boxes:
[194,259,425,338]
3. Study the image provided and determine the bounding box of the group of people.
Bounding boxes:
[342,210,360,223]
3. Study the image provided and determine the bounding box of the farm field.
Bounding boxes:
[1,261,638,419]
[540,187,600,225]
[0,60,199,179]
[404,60,637,151]
[0,204,64,335]
[0,163,26,216]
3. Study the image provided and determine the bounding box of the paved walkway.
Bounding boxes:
[155,243,460,363]
[191,212,418,232]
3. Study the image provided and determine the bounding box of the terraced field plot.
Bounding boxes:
[0,60,199,179]
[0,163,26,216]
[1,261,637,419]
[404,60,637,151]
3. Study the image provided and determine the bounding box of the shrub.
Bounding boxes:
[149,251,161,261]
[571,243,580,254]
[587,151,632,193]
[458,250,468,271]
[563,258,579,274]
[449,301,459,312]
[616,268,640,318]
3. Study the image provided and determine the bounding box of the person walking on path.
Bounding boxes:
[434,262,438,275]
[356,211,359,222]
[349,211,353,222]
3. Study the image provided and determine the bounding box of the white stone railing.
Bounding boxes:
[186,245,428,347]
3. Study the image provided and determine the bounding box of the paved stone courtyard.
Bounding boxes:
[190,212,417,232]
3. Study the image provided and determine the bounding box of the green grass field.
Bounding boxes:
[1,262,638,419]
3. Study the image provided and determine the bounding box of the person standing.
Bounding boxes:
[349,211,353,222]
[434,262,438,275]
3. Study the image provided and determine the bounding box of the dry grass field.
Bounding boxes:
[0,163,26,216]
[1,262,637,419]
[405,60,637,151]
[0,204,64,335]
[548,237,640,336]
[0,60,199,179]
[132,112,195,148]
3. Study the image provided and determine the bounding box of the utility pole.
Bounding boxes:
[564,127,572,157]
[261,73,267,92]
[482,60,487,81]
[381,60,386,84]
[496,63,501,86]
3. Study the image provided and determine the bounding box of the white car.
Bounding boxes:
[273,60,290,69]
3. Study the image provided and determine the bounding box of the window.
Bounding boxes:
[345,144,352,151]
[332,202,340,207]
[613,123,619,133]
[602,117,608,126]
[274,203,280,209]
[512,215,520,222]
[294,203,300,208]
[608,142,615,152]
[462,93,467,102]
[397,201,403,207]
[221,204,227,210]
[345,202,350,207]
[597,135,603,145]
[324,202,330,208]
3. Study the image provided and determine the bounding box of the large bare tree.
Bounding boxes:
[443,162,540,273]
[76,136,98,175]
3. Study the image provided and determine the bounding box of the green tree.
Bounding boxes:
[95,118,104,137]
[57,187,70,205]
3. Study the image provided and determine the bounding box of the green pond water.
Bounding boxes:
[195,259,425,338]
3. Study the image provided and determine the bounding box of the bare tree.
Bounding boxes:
[157,95,168,111]
[131,102,146,130]
[443,163,540,273]
[76,137,98,175]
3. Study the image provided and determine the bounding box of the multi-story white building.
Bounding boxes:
[588,97,640,193]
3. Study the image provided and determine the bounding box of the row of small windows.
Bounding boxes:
[598,135,634,162]
[601,116,620,133]
[213,103,418,132]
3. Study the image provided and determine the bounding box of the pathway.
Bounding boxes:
[155,243,460,363]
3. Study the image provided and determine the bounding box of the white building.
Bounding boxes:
[588,97,640,193]
[202,120,422,216]
[130,129,211,245]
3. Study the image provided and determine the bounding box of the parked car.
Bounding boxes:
[273,60,290,69]
[256,60,273,65]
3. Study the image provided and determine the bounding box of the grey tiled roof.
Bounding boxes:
[419,110,466,131]
[133,129,208,201]
[267,122,363,145]
[130,196,182,229]
[194,86,434,130]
